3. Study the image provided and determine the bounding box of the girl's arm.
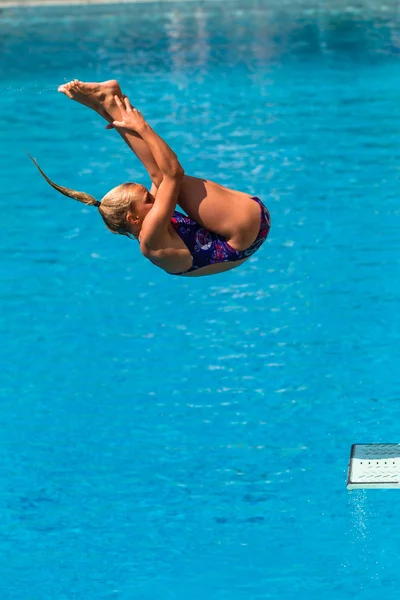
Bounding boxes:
[113,96,184,247]
[113,96,183,179]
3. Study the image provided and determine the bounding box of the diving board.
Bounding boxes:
[347,444,400,489]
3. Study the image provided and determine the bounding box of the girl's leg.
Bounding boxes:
[177,176,263,247]
[59,80,163,187]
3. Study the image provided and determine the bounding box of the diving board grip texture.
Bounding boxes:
[347,444,400,489]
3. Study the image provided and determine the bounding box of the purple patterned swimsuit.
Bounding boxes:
[169,196,271,275]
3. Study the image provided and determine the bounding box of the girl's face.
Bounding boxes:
[134,186,154,218]
[126,185,155,229]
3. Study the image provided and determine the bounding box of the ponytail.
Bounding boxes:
[28,154,101,208]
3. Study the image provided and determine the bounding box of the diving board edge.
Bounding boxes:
[347,444,400,490]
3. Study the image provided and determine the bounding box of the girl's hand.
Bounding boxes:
[112,96,147,133]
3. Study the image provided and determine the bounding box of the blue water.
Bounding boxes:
[1,1,400,598]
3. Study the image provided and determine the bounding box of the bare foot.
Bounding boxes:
[58,79,122,120]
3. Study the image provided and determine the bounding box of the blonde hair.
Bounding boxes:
[29,155,143,239]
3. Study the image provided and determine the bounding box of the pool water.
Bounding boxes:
[1,1,400,598]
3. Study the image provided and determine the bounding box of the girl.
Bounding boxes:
[31,80,270,277]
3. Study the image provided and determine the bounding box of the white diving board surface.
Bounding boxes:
[347,444,400,489]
